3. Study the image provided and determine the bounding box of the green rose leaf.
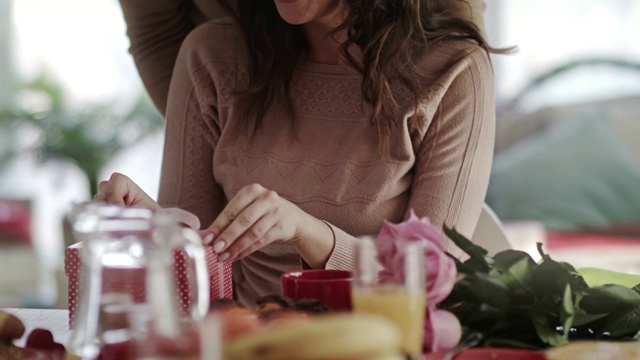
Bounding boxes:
[444,226,493,272]
[444,225,640,349]
[529,313,568,346]
[580,285,640,313]
[532,258,589,296]
[492,251,536,290]
[586,309,640,339]
[559,284,575,336]
[483,338,543,350]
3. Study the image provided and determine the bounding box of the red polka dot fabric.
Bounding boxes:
[64,243,233,327]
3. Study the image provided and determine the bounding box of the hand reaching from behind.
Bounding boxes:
[94,172,160,210]
[202,183,334,268]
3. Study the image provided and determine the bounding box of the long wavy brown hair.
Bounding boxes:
[220,0,509,151]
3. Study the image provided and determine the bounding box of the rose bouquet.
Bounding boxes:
[373,210,640,353]
[440,226,640,349]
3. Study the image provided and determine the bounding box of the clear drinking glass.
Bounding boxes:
[67,203,209,359]
[352,238,427,358]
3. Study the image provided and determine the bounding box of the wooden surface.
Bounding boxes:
[3,308,70,347]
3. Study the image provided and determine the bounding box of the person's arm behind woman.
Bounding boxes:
[118,0,228,114]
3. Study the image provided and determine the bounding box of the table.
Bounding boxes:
[3,308,70,347]
[3,308,639,359]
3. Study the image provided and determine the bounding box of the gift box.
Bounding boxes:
[65,242,233,327]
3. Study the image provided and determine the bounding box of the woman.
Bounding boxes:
[98,0,500,306]
[118,0,488,115]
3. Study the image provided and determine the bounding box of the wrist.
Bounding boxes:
[292,215,335,269]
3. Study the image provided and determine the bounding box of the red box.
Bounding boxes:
[65,242,233,327]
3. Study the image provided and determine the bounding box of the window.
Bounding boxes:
[486,0,640,112]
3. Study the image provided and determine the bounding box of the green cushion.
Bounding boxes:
[486,113,640,231]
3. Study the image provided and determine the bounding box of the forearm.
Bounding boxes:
[291,216,335,269]
[294,218,378,271]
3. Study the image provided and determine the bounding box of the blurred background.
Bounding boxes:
[0,0,639,308]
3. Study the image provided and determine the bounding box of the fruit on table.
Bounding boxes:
[223,313,403,360]
[0,310,25,359]
[545,341,640,360]
[293,298,332,314]
[220,307,263,341]
[0,344,21,359]
[0,311,25,340]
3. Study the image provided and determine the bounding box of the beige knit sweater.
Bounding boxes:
[156,19,495,306]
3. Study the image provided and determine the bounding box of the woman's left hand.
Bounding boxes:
[202,183,332,264]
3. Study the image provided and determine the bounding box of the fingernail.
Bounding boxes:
[218,252,230,262]
[213,241,226,253]
[203,234,215,244]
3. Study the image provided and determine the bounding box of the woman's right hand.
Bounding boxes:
[94,172,160,210]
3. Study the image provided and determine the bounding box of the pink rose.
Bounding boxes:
[376,210,457,304]
[424,307,462,352]
[375,209,461,353]
[424,241,457,304]
[377,211,446,252]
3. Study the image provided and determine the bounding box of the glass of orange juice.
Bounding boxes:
[352,239,426,358]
